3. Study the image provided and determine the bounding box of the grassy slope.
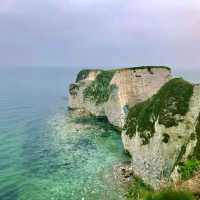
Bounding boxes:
[124,78,194,145]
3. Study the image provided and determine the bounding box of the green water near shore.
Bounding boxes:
[0,68,129,200]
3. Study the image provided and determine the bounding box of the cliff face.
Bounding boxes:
[68,66,200,190]
[68,67,171,129]
[122,80,200,189]
[69,69,106,116]
[105,67,171,128]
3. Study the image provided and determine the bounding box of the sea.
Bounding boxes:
[0,67,129,200]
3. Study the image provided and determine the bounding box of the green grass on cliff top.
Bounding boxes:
[124,78,194,145]
[118,66,171,72]
[76,69,90,82]
[76,66,170,83]
[76,69,101,82]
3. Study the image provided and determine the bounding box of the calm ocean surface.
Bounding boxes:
[0,67,129,200]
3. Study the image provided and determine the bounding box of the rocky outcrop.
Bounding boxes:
[180,170,200,195]
[69,69,101,111]
[122,80,200,189]
[68,66,200,190]
[68,66,171,129]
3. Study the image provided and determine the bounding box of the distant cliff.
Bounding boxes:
[68,66,200,191]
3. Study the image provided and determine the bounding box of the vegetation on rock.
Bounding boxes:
[144,188,195,200]
[179,160,200,180]
[69,84,79,95]
[193,114,200,160]
[125,78,194,145]
[125,177,153,200]
[119,66,171,72]
[76,69,96,82]
[125,178,195,200]
[177,114,200,181]
[83,70,116,104]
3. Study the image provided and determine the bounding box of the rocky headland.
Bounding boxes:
[68,66,200,198]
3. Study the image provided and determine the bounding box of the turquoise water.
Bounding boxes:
[0,68,129,200]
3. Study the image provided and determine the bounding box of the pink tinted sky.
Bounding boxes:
[0,0,199,79]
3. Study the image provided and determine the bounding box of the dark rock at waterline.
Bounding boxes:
[112,163,133,184]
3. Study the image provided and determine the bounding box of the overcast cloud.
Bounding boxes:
[0,0,200,77]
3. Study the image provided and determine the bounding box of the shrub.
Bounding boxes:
[76,69,96,82]
[126,183,195,200]
[193,114,200,160]
[124,78,194,145]
[179,160,200,180]
[144,188,194,200]
[83,70,116,104]
[125,177,153,200]
[69,84,79,95]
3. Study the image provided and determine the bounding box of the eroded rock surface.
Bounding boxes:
[122,82,200,189]
[68,66,200,190]
[180,170,200,195]
[68,67,171,129]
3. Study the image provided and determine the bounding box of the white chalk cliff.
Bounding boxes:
[69,67,171,129]
[68,66,200,189]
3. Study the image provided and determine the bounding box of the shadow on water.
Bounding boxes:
[72,114,118,134]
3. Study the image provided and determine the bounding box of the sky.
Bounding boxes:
[0,0,200,79]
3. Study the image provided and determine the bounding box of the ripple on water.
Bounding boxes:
[1,109,130,200]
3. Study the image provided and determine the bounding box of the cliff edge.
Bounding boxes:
[122,79,200,189]
[68,66,200,191]
[68,66,171,129]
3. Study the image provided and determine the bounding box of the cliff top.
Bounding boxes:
[114,66,171,72]
[78,66,171,73]
[76,66,171,82]
[75,66,172,105]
